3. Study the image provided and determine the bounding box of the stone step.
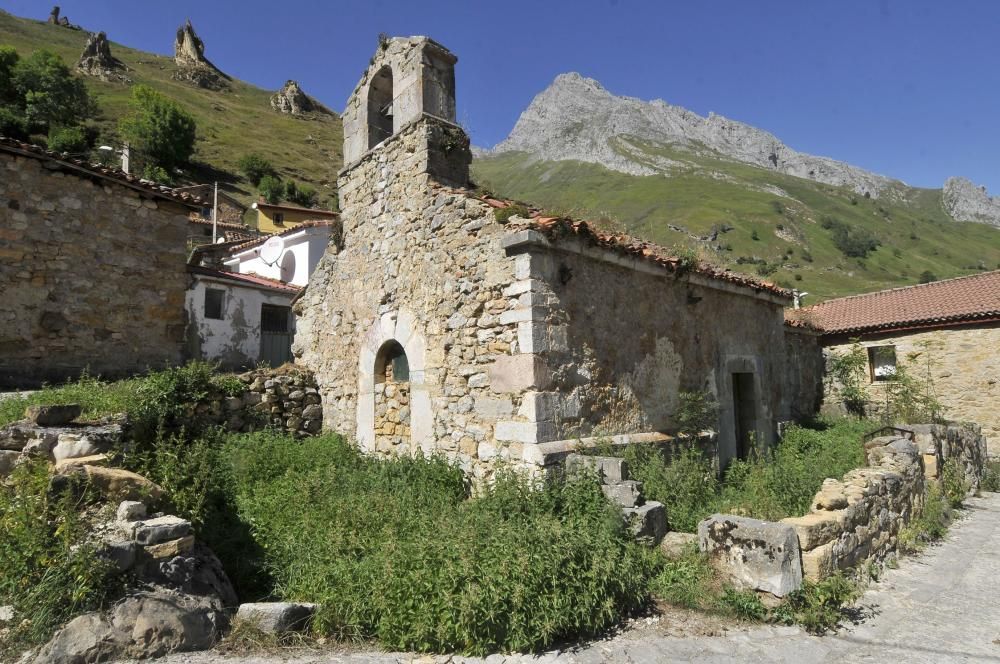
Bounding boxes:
[235,602,318,634]
[602,480,644,508]
[566,453,631,483]
[623,501,667,546]
[131,515,192,546]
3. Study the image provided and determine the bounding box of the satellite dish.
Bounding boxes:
[259,236,285,264]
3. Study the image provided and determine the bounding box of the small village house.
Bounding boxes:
[185,220,338,368]
[792,270,1000,455]
[173,183,253,247]
[0,137,205,386]
[251,200,338,234]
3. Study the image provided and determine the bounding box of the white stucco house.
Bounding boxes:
[185,220,337,368]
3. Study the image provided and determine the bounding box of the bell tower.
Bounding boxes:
[340,36,470,186]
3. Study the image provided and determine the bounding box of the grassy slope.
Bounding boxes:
[0,10,343,207]
[473,146,1000,301]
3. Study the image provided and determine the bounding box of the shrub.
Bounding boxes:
[46,125,89,153]
[225,433,656,654]
[284,180,318,207]
[899,484,949,552]
[118,84,197,171]
[10,49,94,131]
[779,573,861,633]
[673,391,719,436]
[258,174,284,204]
[981,461,1000,493]
[821,217,879,258]
[625,443,719,533]
[649,544,715,609]
[918,270,938,284]
[940,459,970,508]
[827,342,868,416]
[237,153,276,186]
[494,204,530,223]
[750,229,760,241]
[141,163,172,185]
[0,461,116,654]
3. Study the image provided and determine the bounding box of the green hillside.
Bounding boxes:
[0,9,343,208]
[473,144,1000,300]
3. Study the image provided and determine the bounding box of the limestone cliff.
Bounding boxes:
[172,20,229,90]
[942,177,1000,228]
[270,80,334,115]
[492,73,897,198]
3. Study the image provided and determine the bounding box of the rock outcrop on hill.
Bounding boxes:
[172,20,229,90]
[76,31,129,83]
[942,177,1000,227]
[46,5,79,29]
[270,79,334,115]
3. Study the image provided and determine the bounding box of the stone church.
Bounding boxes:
[294,37,821,476]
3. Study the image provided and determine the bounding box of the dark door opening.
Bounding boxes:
[260,304,292,367]
[732,372,758,460]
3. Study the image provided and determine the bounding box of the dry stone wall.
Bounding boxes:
[0,151,190,387]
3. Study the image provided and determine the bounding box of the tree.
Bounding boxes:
[47,125,88,154]
[118,85,197,171]
[919,270,938,284]
[11,49,93,130]
[284,180,317,207]
[237,153,275,186]
[0,46,19,106]
[258,174,283,204]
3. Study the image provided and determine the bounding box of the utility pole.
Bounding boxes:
[212,181,219,243]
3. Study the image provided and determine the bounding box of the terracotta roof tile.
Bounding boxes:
[466,193,790,298]
[228,219,338,254]
[187,217,249,231]
[0,136,208,207]
[187,265,301,294]
[787,270,1000,335]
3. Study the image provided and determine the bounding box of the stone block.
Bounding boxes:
[0,450,19,477]
[0,422,35,450]
[801,540,836,581]
[782,510,845,551]
[52,433,107,462]
[474,396,513,420]
[143,535,196,560]
[489,354,550,393]
[698,514,803,597]
[602,480,643,508]
[811,478,848,511]
[302,404,323,420]
[133,516,192,546]
[54,453,109,473]
[565,454,631,482]
[659,531,698,559]
[517,391,559,423]
[494,420,555,444]
[24,404,80,426]
[624,501,667,545]
[235,602,317,634]
[117,500,147,522]
[98,540,136,573]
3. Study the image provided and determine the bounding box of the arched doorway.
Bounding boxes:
[367,66,393,149]
[373,340,411,454]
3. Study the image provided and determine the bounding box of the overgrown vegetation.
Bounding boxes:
[494,203,531,223]
[627,417,872,532]
[118,84,197,174]
[981,461,1000,493]
[0,461,117,655]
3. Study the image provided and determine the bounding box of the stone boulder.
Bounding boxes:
[659,531,697,559]
[698,514,803,597]
[235,602,317,634]
[624,501,667,545]
[76,31,129,83]
[31,613,123,664]
[80,465,164,503]
[25,404,80,426]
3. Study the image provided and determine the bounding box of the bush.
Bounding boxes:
[258,174,284,204]
[47,125,89,153]
[0,461,116,654]
[118,84,197,171]
[237,153,276,186]
[224,433,656,654]
[899,484,949,551]
[10,49,94,131]
[284,180,318,207]
[940,459,970,508]
[778,573,861,633]
[629,418,871,532]
[981,461,1000,493]
[919,270,938,284]
[494,204,530,223]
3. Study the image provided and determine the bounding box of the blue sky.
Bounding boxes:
[3,0,998,191]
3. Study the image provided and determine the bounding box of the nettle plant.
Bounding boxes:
[827,342,868,416]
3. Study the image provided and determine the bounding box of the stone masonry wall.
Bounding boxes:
[294,119,526,478]
[823,325,1000,455]
[0,151,190,387]
[498,233,810,468]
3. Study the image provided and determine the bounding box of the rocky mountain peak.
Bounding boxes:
[76,31,129,83]
[172,20,229,90]
[493,73,898,198]
[942,177,1000,227]
[270,80,334,116]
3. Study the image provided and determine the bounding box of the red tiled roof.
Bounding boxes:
[228,219,337,254]
[787,270,1000,335]
[187,265,301,294]
[473,195,791,298]
[188,217,249,231]
[0,136,208,208]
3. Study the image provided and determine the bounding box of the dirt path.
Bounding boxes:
[145,493,1000,664]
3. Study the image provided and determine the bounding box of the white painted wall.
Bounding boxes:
[224,225,331,287]
[186,274,295,368]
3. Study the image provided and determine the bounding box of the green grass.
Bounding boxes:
[473,148,1000,300]
[0,372,140,427]
[0,9,343,210]
[625,417,873,532]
